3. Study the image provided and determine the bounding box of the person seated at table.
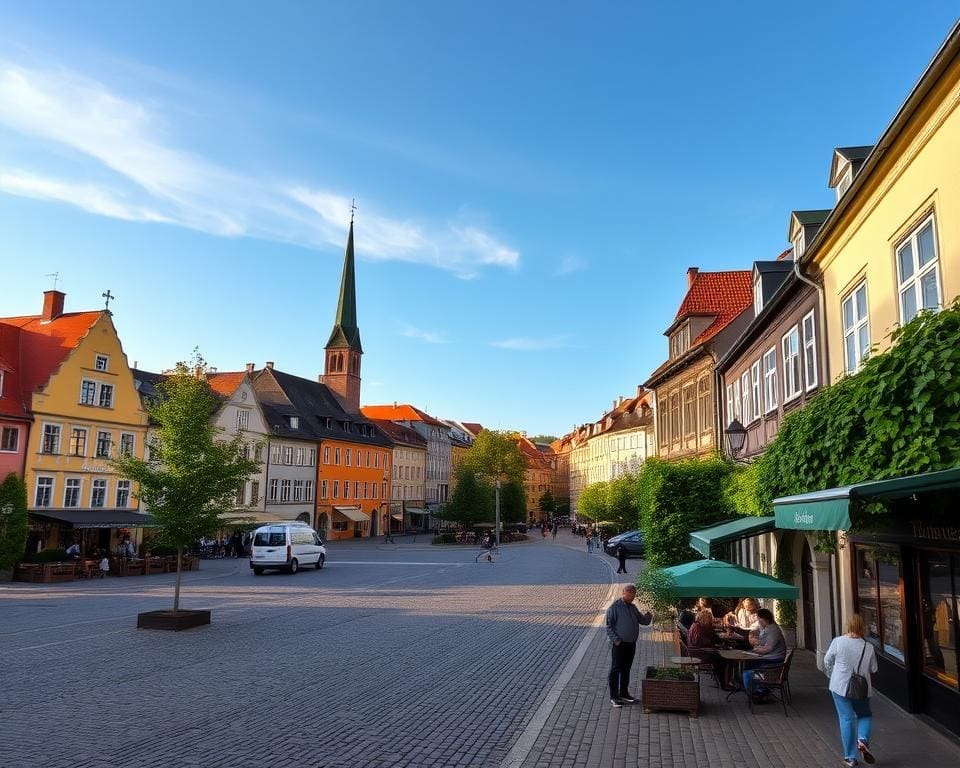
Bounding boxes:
[98,556,110,578]
[695,597,714,617]
[678,608,696,630]
[724,597,761,632]
[741,608,787,702]
[688,610,733,689]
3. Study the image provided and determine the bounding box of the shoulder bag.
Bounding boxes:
[844,640,869,699]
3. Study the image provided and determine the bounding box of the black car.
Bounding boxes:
[604,530,645,558]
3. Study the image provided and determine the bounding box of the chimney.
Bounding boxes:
[687,267,699,288]
[41,290,65,322]
[265,361,274,370]
[394,401,398,408]
[637,384,643,398]
[245,363,255,373]
[612,399,617,410]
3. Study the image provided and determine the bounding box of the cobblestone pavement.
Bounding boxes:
[0,535,617,768]
[521,541,960,768]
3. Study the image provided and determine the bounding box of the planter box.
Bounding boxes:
[641,667,700,717]
[145,558,166,575]
[14,563,43,582]
[137,609,211,631]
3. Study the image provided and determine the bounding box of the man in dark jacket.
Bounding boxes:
[605,584,653,707]
[615,543,628,574]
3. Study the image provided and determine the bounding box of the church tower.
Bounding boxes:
[322,218,363,412]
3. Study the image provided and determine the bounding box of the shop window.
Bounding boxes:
[855,545,906,663]
[918,551,959,689]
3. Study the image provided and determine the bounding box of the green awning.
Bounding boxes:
[660,558,799,599]
[688,516,776,558]
[773,467,960,531]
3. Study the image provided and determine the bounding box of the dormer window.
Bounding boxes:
[754,270,764,315]
[288,416,299,429]
[835,167,853,201]
[669,324,691,359]
[793,230,805,259]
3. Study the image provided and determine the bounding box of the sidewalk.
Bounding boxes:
[520,623,960,768]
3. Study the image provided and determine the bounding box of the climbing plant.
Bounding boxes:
[753,300,960,527]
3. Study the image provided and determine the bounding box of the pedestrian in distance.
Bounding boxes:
[605,584,653,707]
[552,522,558,540]
[824,614,879,766]
[616,543,628,574]
[587,531,594,553]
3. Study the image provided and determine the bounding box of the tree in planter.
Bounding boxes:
[635,565,680,668]
[113,359,259,612]
[444,466,494,527]
[0,473,29,571]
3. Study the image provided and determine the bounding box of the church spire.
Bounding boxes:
[325,218,363,352]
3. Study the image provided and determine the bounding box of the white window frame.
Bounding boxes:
[802,310,818,391]
[269,479,279,502]
[836,167,853,201]
[0,425,19,453]
[95,354,109,371]
[793,230,805,259]
[90,478,108,508]
[237,409,249,431]
[763,348,778,414]
[69,426,88,457]
[63,478,82,508]
[116,480,131,507]
[35,476,54,507]
[753,270,763,316]
[293,479,303,502]
[283,446,294,465]
[750,360,762,422]
[781,325,801,403]
[119,432,135,458]
[98,382,114,408]
[42,422,62,454]
[896,213,941,325]
[95,430,112,458]
[740,371,750,424]
[80,379,98,405]
[732,378,742,421]
[295,447,305,466]
[842,280,870,374]
[725,384,734,426]
[305,480,314,501]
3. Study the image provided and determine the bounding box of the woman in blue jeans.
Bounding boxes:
[824,614,879,766]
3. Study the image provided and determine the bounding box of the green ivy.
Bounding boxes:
[772,552,797,628]
[752,300,960,527]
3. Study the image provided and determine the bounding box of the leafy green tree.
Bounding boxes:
[538,489,556,515]
[555,500,570,517]
[0,473,29,571]
[635,457,735,568]
[635,566,680,666]
[527,434,558,444]
[499,479,527,524]
[577,481,608,523]
[113,359,259,612]
[462,430,526,484]
[606,475,639,529]
[444,466,494,526]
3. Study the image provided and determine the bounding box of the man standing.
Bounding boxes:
[616,543,628,574]
[605,584,653,707]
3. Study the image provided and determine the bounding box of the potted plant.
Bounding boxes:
[636,566,700,716]
[114,356,259,631]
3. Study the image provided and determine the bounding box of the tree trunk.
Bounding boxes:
[173,546,183,613]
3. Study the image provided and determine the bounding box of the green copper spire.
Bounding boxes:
[326,219,363,352]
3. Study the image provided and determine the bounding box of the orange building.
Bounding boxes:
[512,434,553,523]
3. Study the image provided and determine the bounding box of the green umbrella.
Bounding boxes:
[660,558,799,599]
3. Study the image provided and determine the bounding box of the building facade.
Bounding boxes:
[370,419,427,532]
[645,268,753,460]
[0,322,29,479]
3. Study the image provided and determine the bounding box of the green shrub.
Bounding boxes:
[0,473,28,570]
[29,549,69,563]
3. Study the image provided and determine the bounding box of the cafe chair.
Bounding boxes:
[747,649,794,717]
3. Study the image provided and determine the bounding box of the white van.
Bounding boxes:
[250,522,325,575]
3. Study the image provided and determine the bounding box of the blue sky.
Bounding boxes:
[1,3,957,436]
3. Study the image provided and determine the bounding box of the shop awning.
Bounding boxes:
[334,506,368,523]
[660,558,800,599]
[30,510,155,529]
[688,516,776,558]
[404,507,426,515]
[773,467,960,531]
[391,514,404,522]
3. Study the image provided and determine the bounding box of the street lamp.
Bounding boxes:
[494,477,502,551]
[724,418,748,457]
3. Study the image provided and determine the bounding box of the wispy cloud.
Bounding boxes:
[0,61,520,277]
[399,324,450,344]
[490,335,574,351]
[554,254,586,277]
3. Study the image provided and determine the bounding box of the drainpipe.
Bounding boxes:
[793,257,830,384]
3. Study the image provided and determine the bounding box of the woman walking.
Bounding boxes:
[824,614,879,766]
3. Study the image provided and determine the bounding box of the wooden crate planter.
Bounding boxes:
[145,558,166,575]
[14,563,43,582]
[641,667,700,717]
[137,609,211,631]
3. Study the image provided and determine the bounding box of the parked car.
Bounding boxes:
[250,522,325,575]
[604,530,645,558]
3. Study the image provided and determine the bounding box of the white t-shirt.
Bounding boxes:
[824,635,878,698]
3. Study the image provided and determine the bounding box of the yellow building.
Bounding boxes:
[0,291,149,553]
[799,27,960,382]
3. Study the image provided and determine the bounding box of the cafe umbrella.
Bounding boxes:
[658,558,800,599]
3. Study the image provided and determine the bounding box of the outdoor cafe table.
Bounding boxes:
[718,649,761,700]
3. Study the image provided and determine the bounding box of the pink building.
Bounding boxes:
[0,322,29,479]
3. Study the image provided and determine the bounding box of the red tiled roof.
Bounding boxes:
[206,371,247,398]
[0,310,102,409]
[674,270,753,346]
[361,404,441,426]
[0,324,28,419]
[369,418,427,447]
[461,422,485,436]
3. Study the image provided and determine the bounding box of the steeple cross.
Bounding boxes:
[102,289,115,310]
[350,198,357,223]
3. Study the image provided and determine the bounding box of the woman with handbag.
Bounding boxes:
[824,614,879,766]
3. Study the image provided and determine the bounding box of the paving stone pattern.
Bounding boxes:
[0,537,612,768]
